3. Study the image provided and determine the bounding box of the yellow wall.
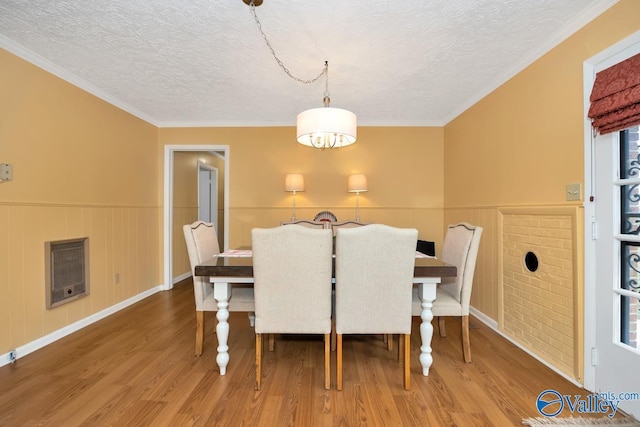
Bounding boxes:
[443,0,640,380]
[0,48,162,354]
[446,0,640,207]
[158,127,445,250]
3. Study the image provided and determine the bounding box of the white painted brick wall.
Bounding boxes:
[502,213,575,377]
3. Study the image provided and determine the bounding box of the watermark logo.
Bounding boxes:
[537,389,564,417]
[536,389,639,418]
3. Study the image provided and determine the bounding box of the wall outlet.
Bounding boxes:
[566,182,581,201]
[114,273,120,284]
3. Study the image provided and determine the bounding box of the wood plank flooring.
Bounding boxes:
[0,279,604,426]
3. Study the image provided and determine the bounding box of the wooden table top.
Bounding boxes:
[195,253,457,279]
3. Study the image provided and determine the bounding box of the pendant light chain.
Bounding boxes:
[323,62,330,106]
[249,1,326,85]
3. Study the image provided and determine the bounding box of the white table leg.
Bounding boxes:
[417,280,438,376]
[213,281,232,375]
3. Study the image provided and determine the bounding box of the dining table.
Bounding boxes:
[194,249,457,376]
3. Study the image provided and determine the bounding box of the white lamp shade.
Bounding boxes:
[296,107,357,148]
[348,173,368,193]
[285,173,305,192]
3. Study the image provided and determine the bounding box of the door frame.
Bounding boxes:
[583,30,640,392]
[163,144,230,290]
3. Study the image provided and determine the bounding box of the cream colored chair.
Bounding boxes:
[412,222,482,363]
[280,220,329,353]
[328,219,367,350]
[330,220,369,236]
[334,224,418,390]
[280,219,328,229]
[252,225,333,390]
[183,221,255,356]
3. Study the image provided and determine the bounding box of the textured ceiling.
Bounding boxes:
[0,0,618,127]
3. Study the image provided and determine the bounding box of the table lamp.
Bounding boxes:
[285,173,305,220]
[347,173,368,221]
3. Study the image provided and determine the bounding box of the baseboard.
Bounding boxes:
[173,271,191,284]
[0,285,163,367]
[469,306,498,329]
[469,306,583,388]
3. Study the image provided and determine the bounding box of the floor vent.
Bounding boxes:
[45,237,89,308]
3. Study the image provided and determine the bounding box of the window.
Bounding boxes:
[619,127,640,349]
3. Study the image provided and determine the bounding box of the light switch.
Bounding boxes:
[0,163,12,182]
[566,182,581,201]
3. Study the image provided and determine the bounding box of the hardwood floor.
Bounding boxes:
[0,279,599,426]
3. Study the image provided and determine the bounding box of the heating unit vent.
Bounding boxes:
[45,237,89,308]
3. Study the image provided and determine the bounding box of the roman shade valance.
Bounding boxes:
[588,52,640,134]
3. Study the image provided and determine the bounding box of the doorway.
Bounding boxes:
[591,128,640,417]
[198,161,219,247]
[584,32,640,418]
[163,145,229,291]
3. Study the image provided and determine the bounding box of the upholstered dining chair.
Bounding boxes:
[183,221,255,356]
[280,219,328,229]
[330,220,369,236]
[334,224,418,391]
[328,219,368,350]
[252,225,333,390]
[412,222,482,363]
